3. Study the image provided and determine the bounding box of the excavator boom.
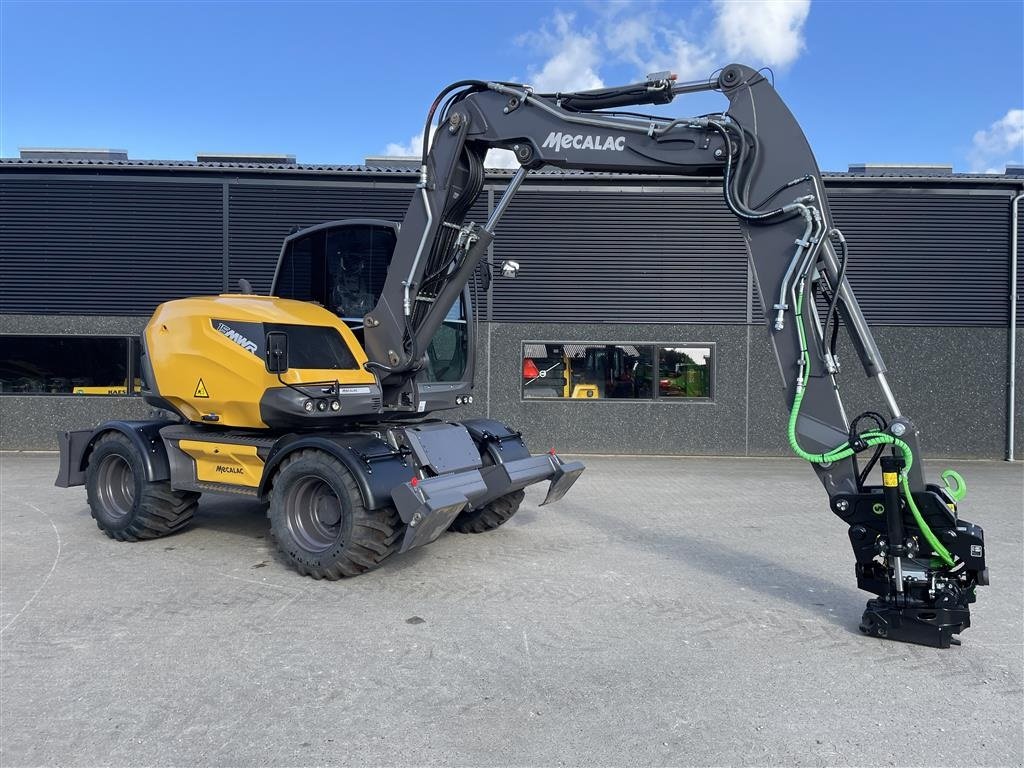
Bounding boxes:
[360,64,988,647]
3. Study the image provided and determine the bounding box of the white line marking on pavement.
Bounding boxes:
[1,500,63,636]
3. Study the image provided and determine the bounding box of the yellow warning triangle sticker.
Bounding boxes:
[194,379,210,398]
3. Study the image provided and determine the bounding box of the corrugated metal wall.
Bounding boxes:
[828,193,1011,326]
[750,192,1013,327]
[1018,202,1024,324]
[0,171,1018,327]
[0,179,223,314]
[490,190,748,323]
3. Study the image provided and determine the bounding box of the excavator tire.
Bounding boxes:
[267,449,400,579]
[85,431,199,541]
[449,489,526,534]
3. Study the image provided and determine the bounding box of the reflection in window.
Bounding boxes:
[0,336,132,395]
[422,300,468,382]
[325,226,395,321]
[522,343,712,400]
[522,343,655,399]
[658,347,711,398]
[275,233,314,301]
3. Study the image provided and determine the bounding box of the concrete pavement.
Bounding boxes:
[1,453,1021,767]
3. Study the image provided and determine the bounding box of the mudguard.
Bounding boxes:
[55,420,174,488]
[258,433,413,510]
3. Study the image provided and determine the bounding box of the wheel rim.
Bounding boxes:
[286,475,345,553]
[96,453,135,519]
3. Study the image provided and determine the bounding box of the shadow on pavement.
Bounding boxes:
[581,503,867,635]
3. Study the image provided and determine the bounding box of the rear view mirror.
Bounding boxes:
[265,331,290,373]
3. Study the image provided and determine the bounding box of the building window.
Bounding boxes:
[657,346,712,398]
[522,342,713,401]
[0,336,136,395]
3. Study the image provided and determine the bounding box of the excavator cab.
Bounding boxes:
[272,219,471,384]
[59,215,581,574]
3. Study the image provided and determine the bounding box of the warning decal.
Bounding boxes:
[194,379,210,398]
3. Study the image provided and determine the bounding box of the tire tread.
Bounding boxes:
[449,489,525,534]
[86,432,198,541]
[268,449,400,579]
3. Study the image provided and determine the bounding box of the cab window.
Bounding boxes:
[325,225,395,321]
[275,232,318,300]
[421,300,468,382]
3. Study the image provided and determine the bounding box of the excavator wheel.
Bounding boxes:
[267,449,400,579]
[449,489,526,534]
[85,431,199,541]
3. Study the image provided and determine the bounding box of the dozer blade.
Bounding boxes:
[540,456,585,506]
[391,470,487,554]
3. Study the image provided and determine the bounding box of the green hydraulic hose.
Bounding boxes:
[941,469,967,502]
[787,286,955,567]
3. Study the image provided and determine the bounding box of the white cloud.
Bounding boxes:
[524,11,605,92]
[660,35,718,81]
[598,4,717,82]
[968,109,1024,173]
[713,0,811,70]
[595,1,810,88]
[381,126,518,169]
[485,149,520,169]
[382,2,815,166]
[603,15,651,68]
[383,125,435,158]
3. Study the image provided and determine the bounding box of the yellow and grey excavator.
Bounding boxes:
[57,64,988,647]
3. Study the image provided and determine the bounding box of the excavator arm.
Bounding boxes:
[362,64,988,647]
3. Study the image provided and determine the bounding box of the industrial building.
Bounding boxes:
[1,150,1021,458]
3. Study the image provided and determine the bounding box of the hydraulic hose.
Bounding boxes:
[788,284,955,566]
[419,80,488,173]
[820,229,848,366]
[715,109,957,569]
[707,120,796,223]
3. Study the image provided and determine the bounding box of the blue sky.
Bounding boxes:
[1,0,1021,173]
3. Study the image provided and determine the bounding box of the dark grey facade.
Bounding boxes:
[1,157,1021,458]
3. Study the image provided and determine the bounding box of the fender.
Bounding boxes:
[56,419,174,488]
[258,433,414,510]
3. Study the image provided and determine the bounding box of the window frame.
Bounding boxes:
[519,340,717,404]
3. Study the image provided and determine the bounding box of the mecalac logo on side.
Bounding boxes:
[541,132,627,153]
[216,322,258,354]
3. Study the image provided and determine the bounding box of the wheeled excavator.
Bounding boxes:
[56,64,988,648]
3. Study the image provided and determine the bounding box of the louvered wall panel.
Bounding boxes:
[228,184,414,292]
[491,191,748,323]
[1017,205,1023,325]
[749,192,1011,327]
[1,172,1015,327]
[0,179,222,314]
[826,193,1009,326]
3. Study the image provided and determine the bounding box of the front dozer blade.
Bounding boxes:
[391,471,486,553]
[540,457,585,506]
